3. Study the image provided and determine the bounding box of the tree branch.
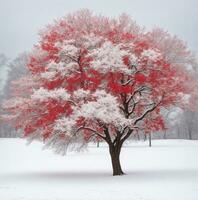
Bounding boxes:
[134,94,164,125]
[76,126,106,140]
[120,128,133,144]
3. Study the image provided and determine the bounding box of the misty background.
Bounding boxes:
[1,0,198,81]
[1,0,198,58]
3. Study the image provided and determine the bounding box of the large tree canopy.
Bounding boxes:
[1,10,194,175]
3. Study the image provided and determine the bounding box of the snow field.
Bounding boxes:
[0,139,198,200]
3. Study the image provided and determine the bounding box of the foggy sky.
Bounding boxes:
[0,0,198,58]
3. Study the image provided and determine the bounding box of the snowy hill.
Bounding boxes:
[0,139,198,200]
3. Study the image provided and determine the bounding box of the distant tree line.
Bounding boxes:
[0,52,28,137]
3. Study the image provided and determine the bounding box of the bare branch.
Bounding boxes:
[121,79,133,86]
[134,94,164,125]
[76,126,106,140]
[120,128,133,144]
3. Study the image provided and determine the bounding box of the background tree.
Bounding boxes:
[0,52,29,137]
[146,28,198,139]
[146,28,197,69]
[1,10,194,175]
[0,54,8,94]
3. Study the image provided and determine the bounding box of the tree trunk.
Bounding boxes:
[188,130,192,140]
[136,132,140,141]
[149,133,151,147]
[97,141,99,147]
[187,126,192,140]
[109,144,124,176]
[163,130,166,139]
[144,133,147,141]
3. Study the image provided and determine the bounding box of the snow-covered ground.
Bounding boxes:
[0,139,198,200]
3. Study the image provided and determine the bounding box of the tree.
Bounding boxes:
[0,54,8,94]
[146,28,197,69]
[1,10,193,175]
[0,52,29,137]
[2,52,29,99]
[143,28,198,141]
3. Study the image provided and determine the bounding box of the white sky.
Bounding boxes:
[0,0,198,58]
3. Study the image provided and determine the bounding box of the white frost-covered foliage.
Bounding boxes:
[31,87,70,101]
[40,71,57,80]
[129,53,138,66]
[73,89,90,100]
[56,40,79,59]
[31,46,49,60]
[41,60,79,80]
[53,90,132,137]
[2,97,29,110]
[141,49,161,62]
[82,34,104,49]
[89,41,133,74]
[2,97,31,121]
[178,92,191,105]
[79,90,124,125]
[54,117,76,136]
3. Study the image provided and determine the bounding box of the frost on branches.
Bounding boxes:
[1,10,195,175]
